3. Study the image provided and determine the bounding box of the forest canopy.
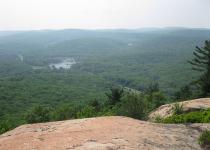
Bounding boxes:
[0,28,210,134]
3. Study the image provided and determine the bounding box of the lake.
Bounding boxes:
[49,58,76,69]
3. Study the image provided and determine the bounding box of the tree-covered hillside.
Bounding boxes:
[0,28,210,128]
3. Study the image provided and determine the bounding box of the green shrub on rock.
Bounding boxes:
[116,93,147,120]
[198,130,210,150]
[172,103,184,115]
[160,109,210,124]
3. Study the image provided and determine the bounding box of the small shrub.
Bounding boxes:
[162,115,185,123]
[117,93,146,120]
[105,87,124,106]
[198,130,210,150]
[172,103,183,115]
[162,109,210,124]
[154,116,164,123]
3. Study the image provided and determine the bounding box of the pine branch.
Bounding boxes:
[192,67,205,72]
[188,60,206,68]
[204,46,210,53]
[193,51,207,60]
[195,46,208,56]
[193,58,208,65]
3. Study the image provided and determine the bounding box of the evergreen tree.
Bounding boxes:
[105,87,124,105]
[188,40,210,96]
[118,93,146,120]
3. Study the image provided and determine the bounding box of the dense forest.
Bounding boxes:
[1,28,210,134]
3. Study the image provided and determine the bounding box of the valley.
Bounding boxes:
[0,28,210,130]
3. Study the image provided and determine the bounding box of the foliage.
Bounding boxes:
[174,85,193,101]
[76,106,97,119]
[24,105,51,123]
[154,116,165,123]
[159,109,210,124]
[188,40,210,97]
[116,93,147,120]
[172,103,184,115]
[88,99,101,112]
[145,91,166,111]
[145,82,160,94]
[0,120,13,134]
[1,29,210,134]
[0,71,109,124]
[52,104,79,121]
[1,29,208,124]
[105,87,124,105]
[198,130,210,150]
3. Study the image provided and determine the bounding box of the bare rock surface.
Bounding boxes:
[0,116,210,150]
[149,98,210,121]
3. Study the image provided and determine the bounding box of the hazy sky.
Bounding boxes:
[0,0,210,30]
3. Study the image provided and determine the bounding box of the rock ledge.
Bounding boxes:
[149,98,210,121]
[0,116,210,150]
